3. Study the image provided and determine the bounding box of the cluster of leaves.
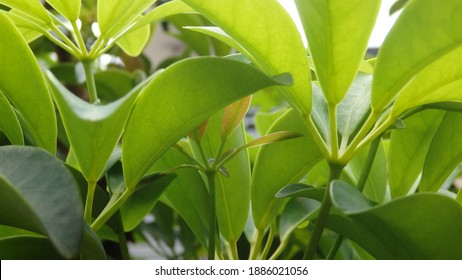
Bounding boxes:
[1,0,462,260]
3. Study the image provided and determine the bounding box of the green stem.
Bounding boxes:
[91,189,133,231]
[84,181,96,224]
[260,222,276,260]
[82,60,99,104]
[326,137,382,259]
[303,164,343,260]
[71,21,88,56]
[117,215,130,260]
[269,239,289,260]
[304,114,330,158]
[328,103,339,159]
[229,241,239,260]
[456,187,462,204]
[249,229,264,260]
[50,24,81,56]
[206,171,217,260]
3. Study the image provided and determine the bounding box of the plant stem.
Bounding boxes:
[327,235,344,260]
[249,229,264,260]
[117,215,130,260]
[328,103,339,159]
[269,239,288,260]
[304,114,330,158]
[206,171,217,260]
[260,222,276,260]
[84,180,96,224]
[82,60,99,104]
[303,164,343,260]
[91,189,133,231]
[71,21,88,56]
[456,187,462,204]
[230,241,239,260]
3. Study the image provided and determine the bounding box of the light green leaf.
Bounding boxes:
[421,112,462,192]
[388,110,444,197]
[222,96,252,140]
[129,0,195,31]
[150,147,210,247]
[0,146,83,259]
[0,14,56,153]
[46,71,149,181]
[97,0,157,38]
[0,91,23,145]
[372,0,462,111]
[122,57,291,188]
[331,181,462,259]
[254,108,288,136]
[3,9,46,43]
[392,46,462,116]
[252,109,323,231]
[337,73,372,139]
[116,20,151,57]
[45,0,81,21]
[0,0,51,23]
[120,174,175,232]
[183,0,311,115]
[343,141,387,203]
[295,0,380,103]
[194,113,251,243]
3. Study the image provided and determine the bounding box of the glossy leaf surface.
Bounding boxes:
[373,0,462,111]
[295,0,380,103]
[0,146,83,259]
[0,14,56,153]
[331,181,462,259]
[388,110,444,197]
[183,0,311,114]
[252,110,322,230]
[122,57,290,188]
[421,112,462,192]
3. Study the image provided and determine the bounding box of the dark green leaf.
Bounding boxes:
[0,236,63,260]
[276,183,326,202]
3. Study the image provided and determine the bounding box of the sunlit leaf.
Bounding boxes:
[0,90,23,145]
[221,96,252,140]
[116,20,151,57]
[45,0,81,21]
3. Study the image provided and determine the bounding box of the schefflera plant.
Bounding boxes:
[0,0,292,259]
[182,0,462,260]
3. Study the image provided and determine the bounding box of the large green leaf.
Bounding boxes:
[295,0,380,103]
[183,0,311,115]
[421,112,462,192]
[115,19,151,57]
[2,9,47,43]
[279,198,320,242]
[337,73,372,139]
[122,57,290,188]
[388,110,444,197]
[45,0,81,21]
[0,14,56,153]
[191,113,251,243]
[0,236,63,260]
[0,146,83,259]
[150,147,210,247]
[372,0,462,111]
[46,71,149,182]
[97,0,157,38]
[252,109,323,231]
[331,181,462,259]
[0,0,51,23]
[392,45,462,116]
[0,90,23,145]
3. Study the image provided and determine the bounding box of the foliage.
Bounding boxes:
[1,0,462,260]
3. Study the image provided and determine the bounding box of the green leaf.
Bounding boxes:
[311,83,329,140]
[388,110,444,197]
[191,113,251,243]
[392,45,462,116]
[0,90,23,145]
[0,14,56,153]
[331,181,462,259]
[276,184,326,202]
[2,9,46,43]
[121,174,176,232]
[390,0,409,15]
[80,225,106,260]
[254,108,287,136]
[372,0,462,111]
[295,0,380,103]
[343,141,387,203]
[0,146,83,259]
[45,0,81,21]
[129,0,195,31]
[421,112,462,192]
[150,147,210,247]
[337,73,372,139]
[168,14,212,56]
[252,109,323,231]
[0,0,51,23]
[122,57,290,188]
[46,71,149,181]
[97,0,157,38]
[116,20,151,57]
[221,96,252,140]
[279,198,320,241]
[0,236,63,260]
[183,0,311,115]
[94,69,136,103]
